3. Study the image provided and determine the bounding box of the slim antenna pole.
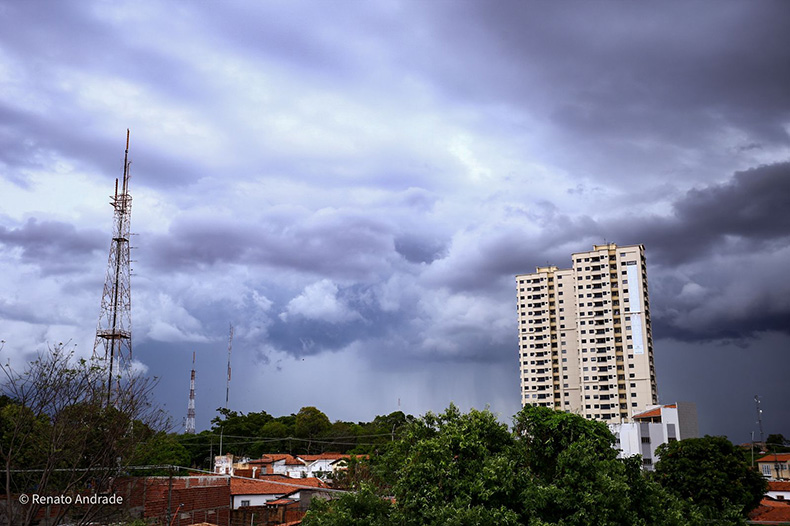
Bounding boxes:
[755,395,765,446]
[226,324,233,409]
[219,323,233,457]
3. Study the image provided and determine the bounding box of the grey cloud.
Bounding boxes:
[146,209,395,279]
[630,162,790,265]
[0,218,104,274]
[394,235,447,264]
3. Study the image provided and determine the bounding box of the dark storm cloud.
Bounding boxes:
[1,0,788,439]
[405,2,790,182]
[425,208,601,294]
[394,234,447,264]
[0,218,104,274]
[668,163,790,252]
[146,209,395,278]
[620,162,790,265]
[421,161,790,345]
[592,162,790,343]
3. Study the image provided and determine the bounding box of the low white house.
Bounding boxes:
[230,475,327,509]
[767,481,790,501]
[608,402,699,470]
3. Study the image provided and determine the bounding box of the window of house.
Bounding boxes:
[240,500,250,507]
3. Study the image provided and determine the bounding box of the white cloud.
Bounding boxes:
[141,293,209,343]
[281,279,362,324]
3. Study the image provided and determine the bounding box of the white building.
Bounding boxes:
[516,243,658,424]
[609,402,699,469]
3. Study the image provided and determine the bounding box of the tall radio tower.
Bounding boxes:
[186,352,197,434]
[94,130,133,405]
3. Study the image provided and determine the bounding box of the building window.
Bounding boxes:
[761,464,771,476]
[240,500,250,507]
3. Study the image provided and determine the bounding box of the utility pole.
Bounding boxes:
[94,130,133,406]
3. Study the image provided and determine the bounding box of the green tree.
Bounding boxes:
[384,404,521,526]
[766,433,790,452]
[250,420,291,457]
[295,406,331,453]
[514,405,690,526]
[301,483,393,526]
[0,343,165,526]
[309,404,694,526]
[132,432,191,473]
[654,435,767,523]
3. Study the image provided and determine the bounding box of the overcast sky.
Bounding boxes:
[1,1,789,443]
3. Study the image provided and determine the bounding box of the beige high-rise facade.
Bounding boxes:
[516,243,658,423]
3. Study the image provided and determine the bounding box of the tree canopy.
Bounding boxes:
[0,344,167,526]
[304,404,698,526]
[654,435,767,522]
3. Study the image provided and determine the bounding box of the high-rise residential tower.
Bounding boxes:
[516,243,658,423]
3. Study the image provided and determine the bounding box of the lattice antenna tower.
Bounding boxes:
[94,129,133,405]
[185,351,197,434]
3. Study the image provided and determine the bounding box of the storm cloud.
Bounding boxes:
[0,1,788,442]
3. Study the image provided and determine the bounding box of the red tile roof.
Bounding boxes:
[298,453,350,462]
[633,407,661,419]
[633,404,677,420]
[749,497,790,523]
[230,475,327,496]
[769,480,790,491]
[757,453,790,463]
[266,497,297,506]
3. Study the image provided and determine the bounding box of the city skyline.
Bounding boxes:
[0,2,788,441]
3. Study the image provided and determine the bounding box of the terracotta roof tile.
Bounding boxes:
[298,453,350,462]
[757,453,790,463]
[266,498,297,506]
[749,497,790,523]
[769,480,790,491]
[633,407,662,419]
[632,403,679,420]
[230,475,327,495]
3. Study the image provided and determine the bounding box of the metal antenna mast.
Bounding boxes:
[219,324,233,456]
[185,351,196,434]
[755,395,765,446]
[94,130,133,405]
[225,324,233,409]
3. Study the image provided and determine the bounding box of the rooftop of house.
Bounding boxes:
[299,452,352,462]
[249,454,300,466]
[632,404,677,421]
[230,475,327,496]
[757,453,790,463]
[266,497,298,506]
[749,497,790,524]
[769,480,790,491]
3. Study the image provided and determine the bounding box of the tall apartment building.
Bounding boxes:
[516,243,658,423]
